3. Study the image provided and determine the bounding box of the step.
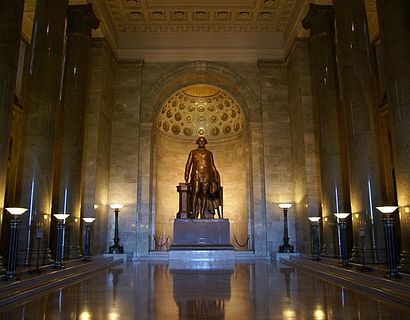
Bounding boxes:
[0,257,123,310]
[282,257,410,310]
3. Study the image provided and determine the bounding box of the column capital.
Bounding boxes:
[302,4,335,36]
[67,4,100,38]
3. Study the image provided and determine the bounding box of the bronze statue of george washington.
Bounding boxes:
[184,136,220,219]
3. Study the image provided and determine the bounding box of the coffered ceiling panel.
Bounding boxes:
[22,0,378,61]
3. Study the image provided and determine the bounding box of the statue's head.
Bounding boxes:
[196,136,207,147]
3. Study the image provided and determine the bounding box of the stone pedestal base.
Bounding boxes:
[103,253,127,261]
[274,252,300,261]
[171,218,232,247]
[169,219,233,267]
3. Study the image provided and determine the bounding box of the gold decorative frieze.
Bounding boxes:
[157,84,245,140]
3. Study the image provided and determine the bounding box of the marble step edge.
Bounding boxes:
[143,250,258,260]
[282,258,410,310]
[288,257,410,294]
[0,257,113,294]
[0,258,121,300]
[0,258,122,311]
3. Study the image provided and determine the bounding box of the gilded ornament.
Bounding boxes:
[196,11,207,19]
[183,127,193,136]
[198,115,206,122]
[175,112,182,121]
[210,127,220,136]
[172,124,181,135]
[158,84,245,140]
[152,11,163,18]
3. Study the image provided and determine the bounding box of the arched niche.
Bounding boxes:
[154,84,249,250]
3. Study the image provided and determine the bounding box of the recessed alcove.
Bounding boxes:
[154,84,249,250]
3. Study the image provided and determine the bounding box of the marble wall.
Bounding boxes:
[79,46,322,258]
[259,60,295,255]
[82,39,115,254]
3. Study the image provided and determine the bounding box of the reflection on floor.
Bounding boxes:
[0,260,409,319]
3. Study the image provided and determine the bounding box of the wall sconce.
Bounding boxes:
[1,207,27,280]
[109,204,124,254]
[53,214,70,269]
[82,218,96,261]
[376,206,400,278]
[279,203,294,253]
[308,217,321,261]
[334,213,350,267]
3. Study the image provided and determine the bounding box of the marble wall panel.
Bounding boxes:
[107,61,142,258]
[258,60,295,255]
[82,39,115,254]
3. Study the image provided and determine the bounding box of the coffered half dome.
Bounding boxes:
[157,84,245,140]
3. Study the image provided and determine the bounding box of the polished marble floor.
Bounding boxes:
[0,260,409,319]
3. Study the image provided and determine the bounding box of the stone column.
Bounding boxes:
[53,4,99,259]
[302,4,350,258]
[334,0,386,263]
[0,0,25,268]
[376,0,410,271]
[16,0,68,266]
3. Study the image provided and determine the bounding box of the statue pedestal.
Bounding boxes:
[170,219,234,264]
[171,219,233,249]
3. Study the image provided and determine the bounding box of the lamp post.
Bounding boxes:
[1,208,27,280]
[279,203,294,253]
[308,217,321,261]
[53,214,70,269]
[334,213,350,267]
[109,204,124,254]
[82,217,96,261]
[376,206,400,278]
